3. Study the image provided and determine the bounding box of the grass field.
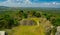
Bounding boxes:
[9,26,45,35]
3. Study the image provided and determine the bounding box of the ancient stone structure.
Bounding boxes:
[55,26,60,35]
[0,31,5,35]
[20,19,37,26]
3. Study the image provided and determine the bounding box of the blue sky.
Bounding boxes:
[0,0,60,7]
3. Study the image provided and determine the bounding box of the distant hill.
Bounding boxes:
[0,6,60,10]
[0,6,10,10]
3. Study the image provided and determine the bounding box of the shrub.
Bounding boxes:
[52,18,60,26]
[0,14,19,29]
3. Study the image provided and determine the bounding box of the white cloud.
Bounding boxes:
[52,2,56,5]
[0,0,60,7]
[16,0,19,1]
[55,3,60,5]
[24,0,32,4]
[42,3,50,5]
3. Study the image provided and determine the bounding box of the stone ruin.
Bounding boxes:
[20,19,37,26]
[55,26,60,35]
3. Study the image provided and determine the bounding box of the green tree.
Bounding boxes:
[0,14,19,29]
[52,18,60,26]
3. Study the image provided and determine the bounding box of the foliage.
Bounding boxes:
[52,18,60,26]
[0,14,19,29]
[34,12,41,17]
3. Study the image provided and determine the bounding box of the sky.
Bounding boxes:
[0,0,60,7]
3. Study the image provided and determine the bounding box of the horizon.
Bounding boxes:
[0,0,60,8]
